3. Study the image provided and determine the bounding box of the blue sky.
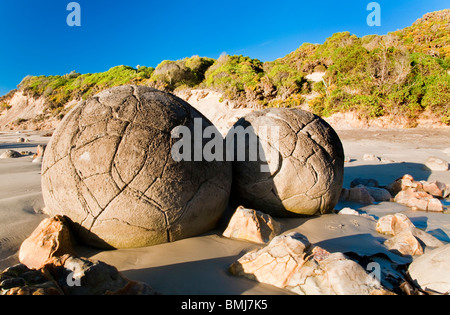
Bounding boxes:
[0,0,448,96]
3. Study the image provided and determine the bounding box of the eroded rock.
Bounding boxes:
[408,244,450,294]
[230,233,389,295]
[395,188,443,212]
[0,264,63,295]
[345,185,375,204]
[222,206,282,244]
[424,156,449,171]
[229,108,344,217]
[384,229,423,256]
[1,255,156,295]
[41,85,232,249]
[376,213,443,256]
[376,213,415,236]
[0,150,21,159]
[19,215,76,270]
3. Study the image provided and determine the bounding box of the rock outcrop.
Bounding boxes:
[376,213,444,256]
[222,206,282,244]
[0,150,22,159]
[19,215,76,270]
[424,156,449,171]
[388,175,445,212]
[230,233,390,295]
[1,255,156,295]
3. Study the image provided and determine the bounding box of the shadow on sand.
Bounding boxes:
[343,162,433,188]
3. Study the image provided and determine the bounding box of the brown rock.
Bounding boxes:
[421,181,446,198]
[0,264,63,295]
[230,233,388,295]
[394,188,443,212]
[386,174,416,196]
[229,233,310,288]
[347,185,375,204]
[222,206,282,244]
[376,213,444,254]
[19,215,76,270]
[42,254,157,295]
[33,144,47,159]
[384,229,423,256]
[376,213,415,236]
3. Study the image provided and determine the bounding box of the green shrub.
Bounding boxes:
[203,54,264,100]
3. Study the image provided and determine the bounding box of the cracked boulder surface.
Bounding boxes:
[229,108,344,217]
[41,85,232,249]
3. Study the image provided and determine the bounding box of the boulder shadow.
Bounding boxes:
[343,162,433,188]
[120,255,292,295]
[0,143,39,150]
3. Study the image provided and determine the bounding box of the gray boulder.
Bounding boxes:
[228,108,344,217]
[408,244,450,294]
[42,85,232,249]
[0,150,22,159]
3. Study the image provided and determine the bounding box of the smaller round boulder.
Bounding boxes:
[228,108,344,217]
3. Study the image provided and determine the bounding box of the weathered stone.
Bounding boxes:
[346,185,375,204]
[229,108,344,217]
[376,213,415,236]
[41,85,232,249]
[32,144,47,161]
[106,280,157,295]
[386,174,415,196]
[408,244,450,294]
[412,228,444,248]
[363,154,381,162]
[1,255,156,295]
[17,137,29,143]
[230,233,388,295]
[395,188,443,212]
[44,254,156,295]
[338,207,361,216]
[421,180,446,198]
[32,156,42,163]
[365,186,392,201]
[340,188,350,201]
[376,213,443,254]
[222,206,282,244]
[0,150,21,159]
[424,156,449,171]
[36,144,46,157]
[0,264,63,295]
[384,229,423,256]
[19,215,76,270]
[230,233,310,288]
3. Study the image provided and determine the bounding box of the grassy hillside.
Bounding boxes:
[5,9,450,126]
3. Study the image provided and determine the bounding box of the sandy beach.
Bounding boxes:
[1,116,450,294]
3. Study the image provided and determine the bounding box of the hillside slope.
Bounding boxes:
[0,10,449,130]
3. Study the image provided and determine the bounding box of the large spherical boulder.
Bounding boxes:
[42,85,232,249]
[228,108,344,217]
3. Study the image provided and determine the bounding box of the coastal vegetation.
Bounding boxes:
[5,10,450,125]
